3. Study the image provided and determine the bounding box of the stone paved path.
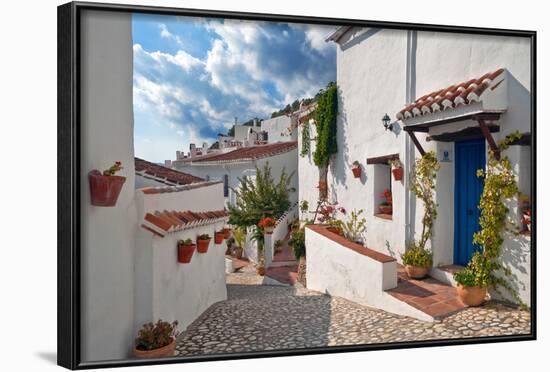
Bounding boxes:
[175,266,530,356]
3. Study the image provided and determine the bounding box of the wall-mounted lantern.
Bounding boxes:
[382,113,393,131]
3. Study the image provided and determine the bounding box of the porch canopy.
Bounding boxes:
[396,68,508,159]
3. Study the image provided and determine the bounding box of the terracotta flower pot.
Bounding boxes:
[214,232,225,244]
[88,170,126,206]
[222,228,231,239]
[392,167,403,181]
[378,205,393,215]
[264,226,275,234]
[233,247,243,259]
[457,285,487,307]
[405,265,429,279]
[133,338,176,359]
[177,243,195,263]
[352,167,361,178]
[257,264,266,276]
[197,238,211,253]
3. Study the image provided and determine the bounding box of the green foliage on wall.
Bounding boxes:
[313,82,338,168]
[459,131,524,306]
[227,162,293,228]
[409,151,440,251]
[300,120,310,157]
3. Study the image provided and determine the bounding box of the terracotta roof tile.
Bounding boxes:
[396,68,505,120]
[141,209,228,237]
[183,141,297,164]
[135,157,204,186]
[139,180,222,195]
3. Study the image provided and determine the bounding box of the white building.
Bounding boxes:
[261,114,298,143]
[79,11,229,362]
[173,141,299,207]
[301,27,531,312]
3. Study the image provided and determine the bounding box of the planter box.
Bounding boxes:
[378,205,393,215]
[88,170,126,206]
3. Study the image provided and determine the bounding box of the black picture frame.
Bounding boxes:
[58,1,537,369]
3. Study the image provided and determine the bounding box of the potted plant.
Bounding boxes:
[288,228,306,286]
[88,161,126,206]
[341,209,367,244]
[133,320,178,358]
[222,227,232,239]
[274,239,284,254]
[196,233,211,253]
[401,243,433,279]
[214,230,225,244]
[251,226,266,276]
[177,239,195,264]
[351,161,362,178]
[317,202,346,235]
[378,188,393,214]
[225,236,235,255]
[232,226,246,259]
[258,217,276,234]
[453,253,488,306]
[522,209,531,231]
[389,158,403,181]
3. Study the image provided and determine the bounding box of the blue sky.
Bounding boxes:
[132,14,337,162]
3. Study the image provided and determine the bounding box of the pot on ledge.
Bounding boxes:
[214,231,225,244]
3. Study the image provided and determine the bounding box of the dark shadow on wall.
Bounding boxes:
[340,28,381,52]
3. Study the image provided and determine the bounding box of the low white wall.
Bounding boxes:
[306,227,433,321]
[244,226,259,263]
[264,203,298,267]
[135,221,228,334]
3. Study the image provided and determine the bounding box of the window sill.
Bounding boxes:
[374,213,393,221]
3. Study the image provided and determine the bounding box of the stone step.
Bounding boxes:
[268,260,298,268]
[386,265,467,320]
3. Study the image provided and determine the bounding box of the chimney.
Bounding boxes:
[189,143,197,158]
[234,117,238,126]
[164,160,172,168]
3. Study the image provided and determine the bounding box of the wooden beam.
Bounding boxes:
[427,124,500,142]
[478,119,500,159]
[366,153,399,165]
[403,125,429,133]
[407,130,426,156]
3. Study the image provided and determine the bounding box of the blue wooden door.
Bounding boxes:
[454,139,486,266]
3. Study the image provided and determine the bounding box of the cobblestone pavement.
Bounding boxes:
[175,267,531,356]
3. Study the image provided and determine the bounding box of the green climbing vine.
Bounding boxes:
[463,130,524,306]
[300,120,310,157]
[313,82,338,168]
[409,151,440,251]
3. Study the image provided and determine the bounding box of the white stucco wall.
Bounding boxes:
[261,115,297,143]
[79,10,136,362]
[174,149,299,207]
[305,227,433,321]
[301,27,531,306]
[134,221,228,333]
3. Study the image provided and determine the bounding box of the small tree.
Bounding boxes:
[227,162,294,227]
[409,151,440,251]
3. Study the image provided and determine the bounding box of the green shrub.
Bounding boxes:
[288,228,306,259]
[135,320,178,351]
[198,233,211,240]
[401,244,432,268]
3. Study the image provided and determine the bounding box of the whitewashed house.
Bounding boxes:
[301,26,532,318]
[173,141,299,206]
[79,12,230,361]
